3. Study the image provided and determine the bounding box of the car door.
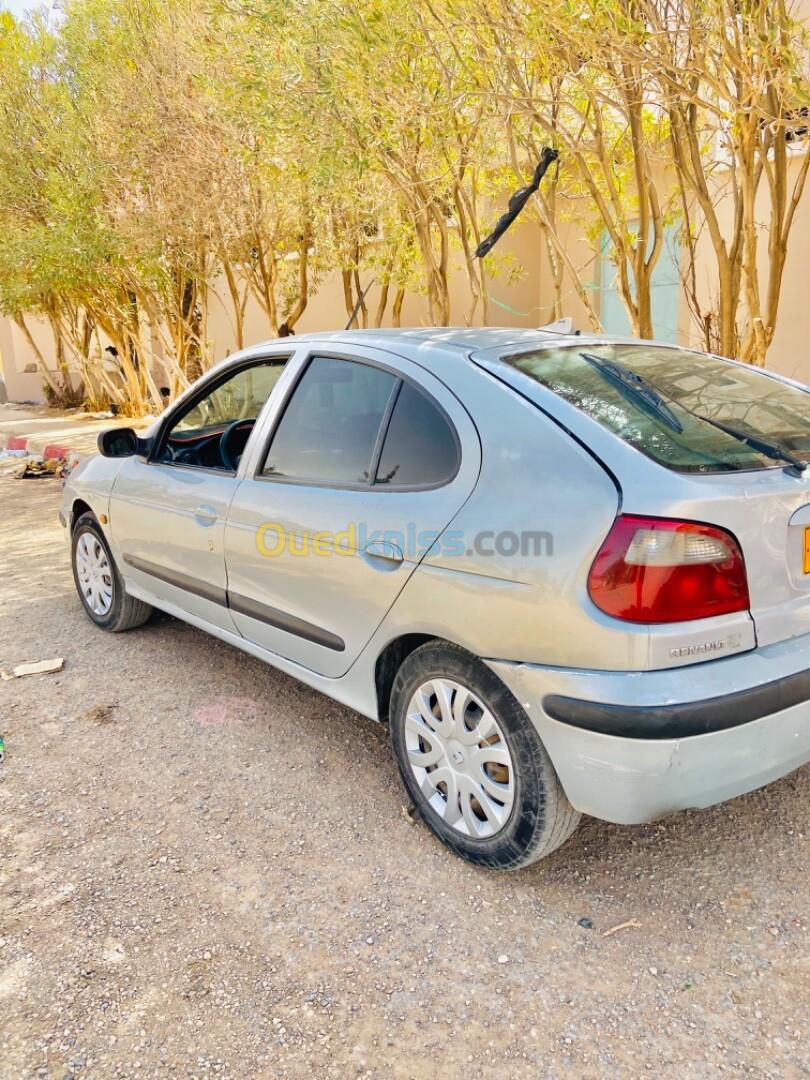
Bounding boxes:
[224,346,481,678]
[110,356,290,631]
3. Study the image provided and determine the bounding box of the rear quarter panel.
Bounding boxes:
[375,363,636,667]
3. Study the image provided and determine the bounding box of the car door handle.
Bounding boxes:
[193,504,218,527]
[363,540,404,566]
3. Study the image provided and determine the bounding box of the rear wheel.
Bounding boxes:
[71,512,152,632]
[390,642,579,870]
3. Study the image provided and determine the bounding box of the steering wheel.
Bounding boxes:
[219,419,254,471]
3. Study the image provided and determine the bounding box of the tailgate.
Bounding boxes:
[628,467,810,648]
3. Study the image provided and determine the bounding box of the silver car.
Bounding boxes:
[61,328,810,869]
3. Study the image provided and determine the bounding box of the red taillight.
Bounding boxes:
[587,515,750,624]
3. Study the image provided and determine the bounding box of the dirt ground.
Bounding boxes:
[1,476,808,1080]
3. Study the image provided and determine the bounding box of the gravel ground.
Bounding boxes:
[1,477,809,1080]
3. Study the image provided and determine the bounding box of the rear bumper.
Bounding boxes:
[487,632,810,824]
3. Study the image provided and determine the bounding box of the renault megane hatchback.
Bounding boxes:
[62,328,810,869]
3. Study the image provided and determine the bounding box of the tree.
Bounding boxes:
[631,0,810,363]
[450,0,810,361]
[2,0,808,416]
[0,10,92,404]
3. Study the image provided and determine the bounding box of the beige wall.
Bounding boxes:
[748,155,810,383]
[203,222,551,359]
[0,312,61,403]
[3,165,810,402]
[687,152,810,382]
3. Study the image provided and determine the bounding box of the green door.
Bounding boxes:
[600,225,681,343]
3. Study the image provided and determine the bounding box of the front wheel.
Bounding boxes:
[390,642,580,870]
[71,512,152,632]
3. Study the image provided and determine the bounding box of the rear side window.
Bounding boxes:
[263,357,396,485]
[375,382,459,487]
[504,344,810,473]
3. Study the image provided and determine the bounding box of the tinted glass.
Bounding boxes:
[375,382,459,486]
[506,344,810,473]
[263,357,396,484]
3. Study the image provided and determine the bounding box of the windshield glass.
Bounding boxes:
[504,344,810,473]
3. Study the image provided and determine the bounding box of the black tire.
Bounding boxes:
[71,512,153,632]
[390,641,579,870]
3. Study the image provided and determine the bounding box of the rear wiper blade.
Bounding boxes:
[693,416,807,477]
[579,352,684,433]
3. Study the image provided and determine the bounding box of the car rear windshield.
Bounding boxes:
[503,344,810,474]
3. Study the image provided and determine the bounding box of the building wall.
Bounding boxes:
[0,313,61,403]
[687,152,810,382]
[0,221,550,405]
[3,161,810,403]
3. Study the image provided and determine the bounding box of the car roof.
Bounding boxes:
[289,327,561,351]
[228,326,736,387]
[236,327,598,372]
[237,326,802,395]
[248,326,707,359]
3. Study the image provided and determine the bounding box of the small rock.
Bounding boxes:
[497,954,509,965]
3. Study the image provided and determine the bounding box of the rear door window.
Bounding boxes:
[262,356,397,485]
[375,381,459,487]
[504,344,810,473]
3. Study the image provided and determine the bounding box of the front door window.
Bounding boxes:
[155,360,286,472]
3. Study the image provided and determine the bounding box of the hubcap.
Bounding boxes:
[75,532,114,616]
[404,678,515,839]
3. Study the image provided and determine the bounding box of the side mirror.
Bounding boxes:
[97,427,146,459]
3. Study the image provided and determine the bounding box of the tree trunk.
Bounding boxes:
[392,286,405,327]
[280,235,310,334]
[373,281,390,328]
[221,253,246,351]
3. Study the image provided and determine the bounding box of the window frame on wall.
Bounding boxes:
[598,222,683,345]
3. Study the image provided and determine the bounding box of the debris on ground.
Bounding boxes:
[578,916,594,929]
[602,919,643,938]
[0,735,5,764]
[0,657,64,680]
[81,703,118,725]
[13,456,68,480]
[400,804,416,824]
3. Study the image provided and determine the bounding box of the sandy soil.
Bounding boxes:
[1,477,808,1079]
